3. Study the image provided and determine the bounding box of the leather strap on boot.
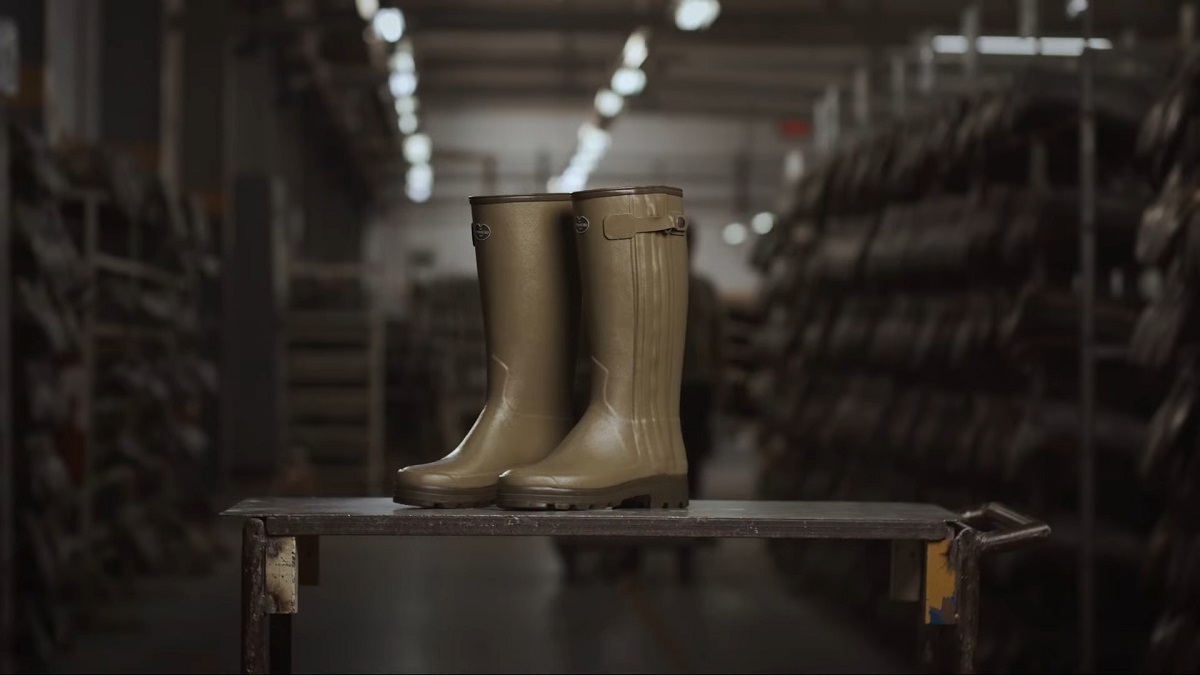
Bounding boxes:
[604,213,688,239]
[572,213,687,240]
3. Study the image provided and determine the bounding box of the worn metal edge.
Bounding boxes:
[255,516,956,541]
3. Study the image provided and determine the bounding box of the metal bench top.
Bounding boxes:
[222,498,957,540]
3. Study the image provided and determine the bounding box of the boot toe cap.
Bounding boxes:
[396,466,492,490]
[498,468,577,489]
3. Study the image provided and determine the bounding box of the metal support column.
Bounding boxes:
[889,54,907,118]
[1077,3,1097,672]
[1182,0,1197,46]
[242,519,268,674]
[852,65,871,128]
[961,2,982,80]
[917,30,936,96]
[0,75,12,675]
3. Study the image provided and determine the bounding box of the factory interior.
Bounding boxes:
[2,0,1200,673]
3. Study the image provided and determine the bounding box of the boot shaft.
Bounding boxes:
[571,186,689,421]
[468,194,578,417]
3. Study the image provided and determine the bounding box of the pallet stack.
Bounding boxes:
[7,115,223,669]
[1134,49,1200,672]
[750,66,1167,671]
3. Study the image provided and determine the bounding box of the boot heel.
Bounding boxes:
[616,475,689,510]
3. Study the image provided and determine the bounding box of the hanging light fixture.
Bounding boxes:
[355,0,379,21]
[751,212,775,235]
[611,67,647,96]
[622,30,649,68]
[673,0,721,31]
[594,89,624,118]
[398,112,419,134]
[394,95,418,116]
[403,133,432,164]
[389,50,415,74]
[406,163,433,203]
[722,222,748,245]
[372,7,405,43]
[388,71,418,97]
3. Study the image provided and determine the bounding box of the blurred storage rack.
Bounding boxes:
[1132,48,1200,672]
[283,262,385,496]
[396,277,487,466]
[750,58,1175,672]
[6,106,223,669]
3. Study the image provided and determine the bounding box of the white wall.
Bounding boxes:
[366,106,802,316]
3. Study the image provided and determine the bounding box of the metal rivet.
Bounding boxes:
[471,222,491,241]
[574,216,590,234]
[673,216,688,231]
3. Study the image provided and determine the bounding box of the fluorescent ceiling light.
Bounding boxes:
[674,0,720,31]
[611,67,646,96]
[622,30,649,68]
[356,0,379,21]
[577,122,611,153]
[595,89,624,118]
[398,112,419,134]
[556,166,589,192]
[406,180,431,203]
[389,50,415,73]
[405,161,433,203]
[569,153,598,173]
[394,96,418,116]
[722,222,747,246]
[407,163,433,190]
[931,34,1113,56]
[403,133,431,164]
[372,8,405,43]
[388,71,418,97]
[751,212,775,235]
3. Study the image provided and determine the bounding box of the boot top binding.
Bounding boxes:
[572,185,684,200]
[469,193,572,205]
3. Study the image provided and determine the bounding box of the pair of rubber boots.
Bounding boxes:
[394,186,690,510]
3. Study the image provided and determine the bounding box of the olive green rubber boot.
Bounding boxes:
[394,194,579,507]
[496,186,690,510]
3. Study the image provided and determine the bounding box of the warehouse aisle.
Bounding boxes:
[51,424,908,674]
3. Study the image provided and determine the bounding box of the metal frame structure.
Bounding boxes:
[1076,5,1098,671]
[0,88,13,675]
[223,498,1049,674]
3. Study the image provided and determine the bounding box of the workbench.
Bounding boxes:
[222,499,1048,674]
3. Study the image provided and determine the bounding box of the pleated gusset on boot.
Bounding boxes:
[496,186,690,510]
[393,194,580,507]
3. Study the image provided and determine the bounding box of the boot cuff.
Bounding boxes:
[469,193,572,205]
[572,185,683,200]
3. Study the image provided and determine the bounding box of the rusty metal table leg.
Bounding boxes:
[242,519,268,674]
[954,530,982,675]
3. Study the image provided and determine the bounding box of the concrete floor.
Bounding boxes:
[50,424,910,674]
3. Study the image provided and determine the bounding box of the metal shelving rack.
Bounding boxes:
[283,263,386,496]
[753,3,1178,670]
[0,84,14,675]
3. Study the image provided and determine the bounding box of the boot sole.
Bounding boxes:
[495,475,689,511]
[392,484,496,508]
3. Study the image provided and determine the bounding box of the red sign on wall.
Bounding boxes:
[779,119,811,138]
